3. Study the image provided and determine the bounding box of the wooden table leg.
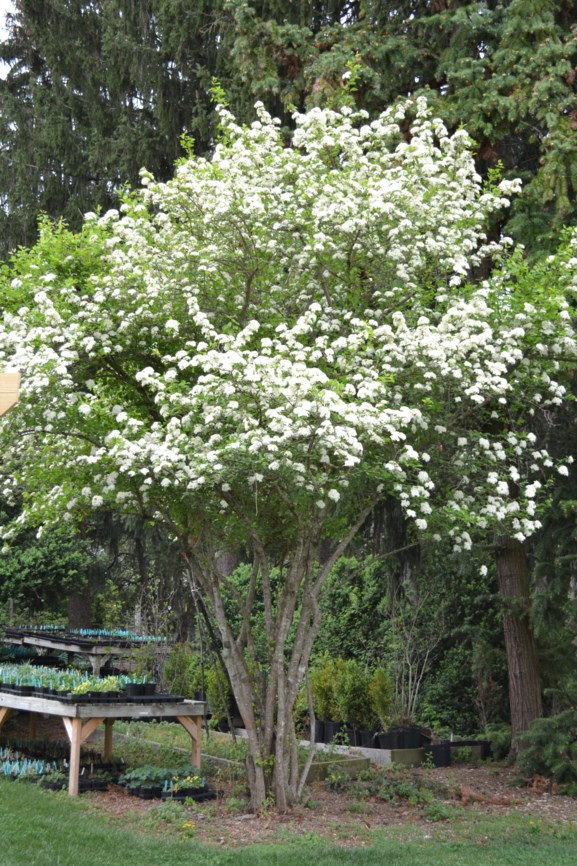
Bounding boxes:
[61,716,104,796]
[68,717,82,796]
[104,719,114,761]
[28,712,37,739]
[176,715,202,768]
[0,706,14,735]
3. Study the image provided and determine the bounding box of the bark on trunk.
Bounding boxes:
[179,496,378,811]
[495,535,542,756]
[67,590,92,629]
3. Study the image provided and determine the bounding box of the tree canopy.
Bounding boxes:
[220,0,577,252]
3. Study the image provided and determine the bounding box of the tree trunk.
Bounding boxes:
[179,497,377,811]
[494,535,542,756]
[67,590,92,629]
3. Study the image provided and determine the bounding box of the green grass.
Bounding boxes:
[1,778,577,866]
[115,720,248,760]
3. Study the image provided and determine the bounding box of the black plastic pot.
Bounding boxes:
[355,729,376,748]
[123,683,145,697]
[424,742,451,767]
[79,778,108,792]
[323,720,343,742]
[393,725,422,749]
[138,785,162,799]
[313,719,325,744]
[18,685,34,696]
[40,778,66,791]
[345,728,356,746]
[449,738,493,760]
[377,731,400,749]
[161,787,215,802]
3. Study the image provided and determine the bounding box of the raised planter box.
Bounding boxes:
[390,747,425,766]
[304,756,370,783]
[450,742,484,762]
[200,733,371,783]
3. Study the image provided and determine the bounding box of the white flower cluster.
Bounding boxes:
[0,99,574,548]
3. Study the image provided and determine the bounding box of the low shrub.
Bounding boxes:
[516,709,577,793]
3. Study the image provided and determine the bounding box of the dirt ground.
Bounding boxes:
[3,713,577,848]
[82,762,577,848]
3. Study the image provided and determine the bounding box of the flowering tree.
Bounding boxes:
[0,99,575,809]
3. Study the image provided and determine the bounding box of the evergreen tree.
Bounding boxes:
[227,0,577,253]
[3,1,576,256]
[0,0,229,257]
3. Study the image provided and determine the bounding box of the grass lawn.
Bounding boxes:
[1,777,577,866]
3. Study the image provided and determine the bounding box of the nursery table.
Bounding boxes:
[3,631,138,675]
[0,691,206,795]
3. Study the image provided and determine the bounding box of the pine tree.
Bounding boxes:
[226,0,577,253]
[0,0,229,257]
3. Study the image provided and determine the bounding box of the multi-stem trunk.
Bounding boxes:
[181,497,378,811]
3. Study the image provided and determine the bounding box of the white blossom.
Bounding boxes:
[0,98,573,557]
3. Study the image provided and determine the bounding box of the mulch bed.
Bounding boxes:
[2,709,577,848]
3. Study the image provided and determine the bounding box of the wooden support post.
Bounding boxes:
[176,715,202,769]
[68,717,83,796]
[28,712,37,739]
[104,719,114,761]
[61,716,105,796]
[0,706,14,734]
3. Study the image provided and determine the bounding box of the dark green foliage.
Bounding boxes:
[0,0,232,257]
[336,659,378,729]
[309,652,346,722]
[516,709,577,793]
[308,653,391,729]
[417,645,481,735]
[485,723,512,761]
[0,521,91,621]
[316,556,391,666]
[226,0,577,254]
[529,379,577,715]
[315,549,508,734]
[161,642,202,698]
[161,642,231,723]
[4,1,577,257]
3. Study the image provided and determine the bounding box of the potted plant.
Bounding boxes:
[309,654,345,742]
[335,659,378,746]
[162,771,207,801]
[40,769,68,791]
[89,675,121,700]
[119,764,181,798]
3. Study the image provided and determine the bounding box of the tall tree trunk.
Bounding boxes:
[495,535,542,756]
[67,589,92,629]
